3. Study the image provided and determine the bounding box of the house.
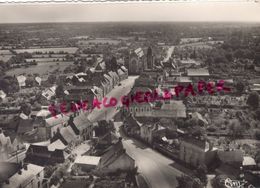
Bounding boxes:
[91,86,103,101]
[152,100,187,118]
[94,131,118,149]
[128,48,145,75]
[42,85,57,100]
[95,60,106,72]
[215,150,244,179]
[0,130,12,160]
[15,118,34,136]
[0,163,44,188]
[120,66,128,80]
[140,123,166,144]
[0,130,25,160]
[68,114,93,141]
[186,68,210,80]
[74,155,101,172]
[242,156,257,170]
[45,114,70,138]
[217,150,243,167]
[108,71,119,87]
[50,126,79,146]
[98,138,135,173]
[126,102,153,117]
[25,140,69,165]
[176,77,192,85]
[64,86,96,104]
[17,75,27,88]
[103,73,113,93]
[0,90,6,100]
[123,113,142,136]
[117,68,125,82]
[0,162,20,185]
[127,100,187,118]
[179,136,217,169]
[190,112,208,126]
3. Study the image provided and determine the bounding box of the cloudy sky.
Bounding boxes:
[0,1,260,23]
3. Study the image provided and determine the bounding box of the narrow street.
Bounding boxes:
[87,76,138,122]
[114,122,183,188]
[86,76,183,188]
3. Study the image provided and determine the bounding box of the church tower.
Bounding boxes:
[147,46,153,70]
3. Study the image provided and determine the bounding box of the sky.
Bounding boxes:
[0,1,260,23]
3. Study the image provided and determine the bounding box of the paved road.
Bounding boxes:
[88,76,138,122]
[114,122,183,188]
[87,76,183,188]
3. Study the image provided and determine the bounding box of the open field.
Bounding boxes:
[6,61,74,76]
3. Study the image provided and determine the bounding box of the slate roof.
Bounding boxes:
[217,150,243,165]
[48,139,67,151]
[2,164,44,188]
[99,139,126,168]
[181,135,210,151]
[0,162,20,183]
[59,126,78,145]
[72,113,92,133]
[16,119,34,134]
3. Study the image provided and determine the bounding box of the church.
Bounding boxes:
[127,47,154,75]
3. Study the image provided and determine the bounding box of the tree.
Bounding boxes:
[255,130,260,140]
[229,120,244,139]
[235,81,245,94]
[177,175,203,188]
[255,150,260,163]
[20,103,32,116]
[247,92,259,109]
[196,164,208,185]
[47,74,56,85]
[55,84,64,98]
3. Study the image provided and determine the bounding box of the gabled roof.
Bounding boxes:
[125,114,142,128]
[120,66,127,72]
[2,164,44,188]
[75,156,101,166]
[45,114,70,127]
[134,48,144,58]
[99,139,126,168]
[117,68,124,76]
[59,126,78,145]
[0,90,6,99]
[48,139,67,151]
[72,113,92,132]
[103,74,112,82]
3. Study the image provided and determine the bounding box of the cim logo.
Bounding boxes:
[224,178,255,188]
